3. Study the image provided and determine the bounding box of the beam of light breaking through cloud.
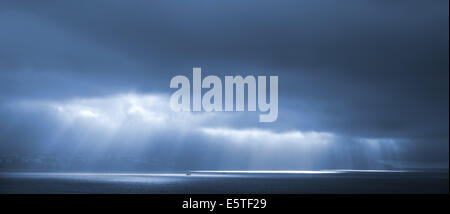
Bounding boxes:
[0,92,416,170]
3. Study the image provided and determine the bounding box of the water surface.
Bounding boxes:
[0,170,447,194]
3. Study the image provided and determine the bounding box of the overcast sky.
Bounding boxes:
[0,0,448,170]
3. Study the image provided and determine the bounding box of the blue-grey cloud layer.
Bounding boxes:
[0,0,448,170]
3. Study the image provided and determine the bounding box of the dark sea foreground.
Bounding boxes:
[0,170,448,194]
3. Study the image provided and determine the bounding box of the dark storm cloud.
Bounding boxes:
[0,0,448,167]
